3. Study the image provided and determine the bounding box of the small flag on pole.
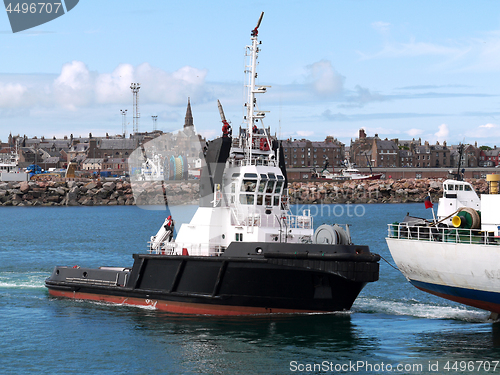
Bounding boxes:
[424,195,433,209]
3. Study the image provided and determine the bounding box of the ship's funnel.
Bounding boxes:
[487,174,500,194]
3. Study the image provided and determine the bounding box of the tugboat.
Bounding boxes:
[45,13,380,315]
[386,173,500,317]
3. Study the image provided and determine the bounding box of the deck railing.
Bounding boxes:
[387,223,500,245]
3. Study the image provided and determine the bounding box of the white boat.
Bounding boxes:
[312,160,381,181]
[0,151,28,182]
[386,174,500,317]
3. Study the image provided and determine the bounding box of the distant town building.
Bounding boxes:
[281,136,344,169]
[351,129,458,168]
[479,146,500,167]
[372,138,399,167]
[82,158,104,171]
[6,110,494,178]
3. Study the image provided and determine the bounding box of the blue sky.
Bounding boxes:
[2,1,500,146]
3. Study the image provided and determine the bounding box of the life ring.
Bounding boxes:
[260,138,270,151]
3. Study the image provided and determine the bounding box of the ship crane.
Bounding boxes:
[217,99,231,138]
[251,11,264,36]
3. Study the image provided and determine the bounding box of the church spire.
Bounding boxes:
[184,97,194,128]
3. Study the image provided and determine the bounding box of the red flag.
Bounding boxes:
[424,195,433,209]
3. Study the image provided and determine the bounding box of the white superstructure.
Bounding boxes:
[436,179,481,226]
[149,12,350,256]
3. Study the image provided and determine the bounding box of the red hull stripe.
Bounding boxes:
[48,289,320,315]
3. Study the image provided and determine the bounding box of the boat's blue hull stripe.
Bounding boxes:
[410,279,500,306]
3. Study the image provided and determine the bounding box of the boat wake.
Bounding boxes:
[0,271,47,289]
[353,296,491,322]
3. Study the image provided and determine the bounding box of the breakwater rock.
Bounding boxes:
[0,178,489,206]
[0,180,136,206]
[0,180,201,207]
[131,181,199,206]
[287,178,489,205]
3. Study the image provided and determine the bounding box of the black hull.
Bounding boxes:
[45,242,380,315]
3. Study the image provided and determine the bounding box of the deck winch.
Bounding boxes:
[452,207,481,229]
[313,224,351,245]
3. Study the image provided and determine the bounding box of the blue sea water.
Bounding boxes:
[1,203,500,374]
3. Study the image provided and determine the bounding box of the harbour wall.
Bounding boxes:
[0,178,490,206]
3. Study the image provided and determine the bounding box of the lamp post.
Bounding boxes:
[130,83,141,134]
[120,109,127,137]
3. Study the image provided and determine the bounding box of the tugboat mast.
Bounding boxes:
[244,11,269,163]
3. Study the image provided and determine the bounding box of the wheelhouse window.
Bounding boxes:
[258,180,266,193]
[266,181,275,194]
[241,180,257,192]
[256,195,263,205]
[274,181,283,194]
[239,194,255,205]
[265,195,272,206]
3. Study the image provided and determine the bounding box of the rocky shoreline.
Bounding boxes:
[0,180,135,206]
[0,178,490,207]
[288,178,489,205]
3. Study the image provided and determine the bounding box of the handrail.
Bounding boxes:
[387,223,499,245]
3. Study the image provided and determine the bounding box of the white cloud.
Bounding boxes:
[136,63,208,106]
[462,31,500,72]
[296,130,314,137]
[479,123,496,129]
[306,60,345,97]
[53,61,95,109]
[340,85,385,108]
[357,29,500,73]
[0,83,28,107]
[407,128,423,137]
[372,21,391,34]
[360,39,464,60]
[0,61,210,111]
[435,123,449,141]
[465,123,500,139]
[95,63,135,104]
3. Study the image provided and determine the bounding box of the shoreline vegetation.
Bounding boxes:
[0,178,490,207]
